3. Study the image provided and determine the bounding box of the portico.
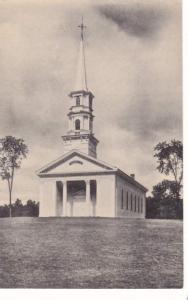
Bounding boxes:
[55,179,96,217]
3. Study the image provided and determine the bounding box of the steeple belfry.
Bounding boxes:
[75,18,88,91]
[62,18,99,158]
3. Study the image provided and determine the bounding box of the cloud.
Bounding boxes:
[96,3,168,39]
[117,92,182,141]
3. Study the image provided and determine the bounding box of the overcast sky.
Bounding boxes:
[0,0,182,203]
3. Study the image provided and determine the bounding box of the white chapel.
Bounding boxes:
[37,20,147,218]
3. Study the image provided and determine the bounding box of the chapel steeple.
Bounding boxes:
[62,18,99,158]
[75,17,88,91]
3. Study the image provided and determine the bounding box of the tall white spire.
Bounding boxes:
[74,17,88,91]
[63,18,98,158]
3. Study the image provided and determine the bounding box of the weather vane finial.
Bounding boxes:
[78,16,86,40]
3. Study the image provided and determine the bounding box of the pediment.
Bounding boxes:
[37,150,117,176]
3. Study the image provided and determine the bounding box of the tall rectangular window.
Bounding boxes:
[89,98,92,109]
[141,198,143,213]
[134,195,137,212]
[131,194,133,211]
[126,191,129,210]
[138,197,140,213]
[121,189,124,209]
[76,96,80,106]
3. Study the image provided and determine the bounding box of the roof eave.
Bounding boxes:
[116,169,148,193]
[37,169,117,178]
[68,90,94,98]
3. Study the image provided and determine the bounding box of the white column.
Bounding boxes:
[53,182,57,216]
[86,180,91,216]
[62,180,67,217]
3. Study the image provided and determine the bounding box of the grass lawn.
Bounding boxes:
[0,217,183,288]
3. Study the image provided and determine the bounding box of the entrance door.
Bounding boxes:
[67,181,86,216]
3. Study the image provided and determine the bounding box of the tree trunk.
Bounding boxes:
[9,166,14,218]
[9,188,12,218]
[176,184,181,201]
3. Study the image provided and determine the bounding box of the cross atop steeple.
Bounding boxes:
[78,16,86,40]
[74,17,88,92]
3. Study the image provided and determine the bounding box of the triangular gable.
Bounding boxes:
[36,150,117,176]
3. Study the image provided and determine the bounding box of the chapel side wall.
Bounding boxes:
[39,181,57,217]
[96,175,116,217]
[116,175,146,218]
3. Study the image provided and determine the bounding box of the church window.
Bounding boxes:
[69,160,83,166]
[130,194,133,211]
[121,189,124,209]
[134,195,137,212]
[141,198,143,213]
[89,120,92,130]
[75,119,80,130]
[76,96,80,106]
[126,191,129,210]
[138,197,140,213]
[89,98,92,109]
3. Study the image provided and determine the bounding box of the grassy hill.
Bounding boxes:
[0,217,183,288]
